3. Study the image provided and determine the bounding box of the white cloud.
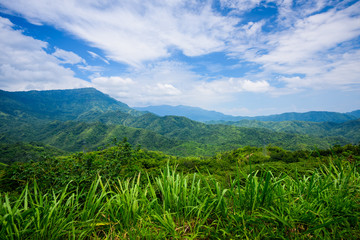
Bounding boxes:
[0,0,238,66]
[0,16,90,91]
[92,76,134,87]
[220,0,264,12]
[90,61,195,105]
[196,78,271,94]
[227,1,360,94]
[89,60,271,112]
[88,51,109,64]
[257,4,360,65]
[52,47,85,64]
[0,0,359,115]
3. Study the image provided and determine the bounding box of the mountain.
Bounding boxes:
[206,119,360,144]
[251,111,357,123]
[0,110,347,156]
[136,105,358,123]
[134,105,236,122]
[347,110,360,118]
[0,88,355,156]
[0,88,141,121]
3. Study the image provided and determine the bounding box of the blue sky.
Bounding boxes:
[0,0,359,116]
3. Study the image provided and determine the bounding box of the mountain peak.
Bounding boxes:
[0,88,134,121]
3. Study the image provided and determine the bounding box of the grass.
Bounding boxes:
[1,157,359,239]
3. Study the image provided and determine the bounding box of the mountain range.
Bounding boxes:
[1,88,359,156]
[135,105,359,123]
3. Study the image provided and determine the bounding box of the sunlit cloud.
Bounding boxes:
[0,16,90,91]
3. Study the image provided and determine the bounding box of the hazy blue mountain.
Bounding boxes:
[134,105,239,122]
[252,111,357,123]
[347,110,360,118]
[0,88,141,121]
[137,105,358,123]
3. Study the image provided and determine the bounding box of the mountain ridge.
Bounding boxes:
[135,105,359,123]
[0,88,141,121]
[0,88,357,156]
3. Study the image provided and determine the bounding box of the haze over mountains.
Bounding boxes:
[135,105,359,123]
[1,88,359,156]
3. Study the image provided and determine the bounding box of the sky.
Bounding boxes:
[0,0,359,116]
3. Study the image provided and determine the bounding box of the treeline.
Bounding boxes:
[1,139,359,193]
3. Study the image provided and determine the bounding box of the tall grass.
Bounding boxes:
[1,158,359,239]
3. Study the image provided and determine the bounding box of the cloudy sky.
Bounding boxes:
[0,0,359,116]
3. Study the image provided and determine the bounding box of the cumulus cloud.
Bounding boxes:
[89,59,272,113]
[0,16,90,91]
[196,78,271,94]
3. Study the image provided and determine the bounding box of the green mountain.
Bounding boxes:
[207,119,360,144]
[0,114,180,153]
[0,88,141,121]
[137,105,358,123]
[0,88,354,156]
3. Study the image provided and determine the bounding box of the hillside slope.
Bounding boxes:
[0,88,354,156]
[0,88,141,121]
[206,119,360,144]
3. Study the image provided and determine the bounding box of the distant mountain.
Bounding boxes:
[134,105,236,122]
[252,111,357,123]
[0,88,141,121]
[136,105,358,123]
[347,110,360,118]
[207,119,360,144]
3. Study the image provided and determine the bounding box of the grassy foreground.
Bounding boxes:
[1,157,359,239]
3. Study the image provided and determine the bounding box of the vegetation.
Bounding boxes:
[207,119,360,144]
[1,142,359,239]
[0,112,349,156]
[1,88,357,156]
[0,88,359,238]
[0,142,66,165]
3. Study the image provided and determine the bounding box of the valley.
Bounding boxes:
[0,88,359,239]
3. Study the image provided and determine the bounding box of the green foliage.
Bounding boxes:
[0,142,66,165]
[1,153,359,239]
[208,119,360,144]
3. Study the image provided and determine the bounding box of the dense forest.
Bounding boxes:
[0,88,359,239]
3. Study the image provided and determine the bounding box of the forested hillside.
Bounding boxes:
[0,88,140,121]
[0,88,357,157]
[207,119,360,144]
